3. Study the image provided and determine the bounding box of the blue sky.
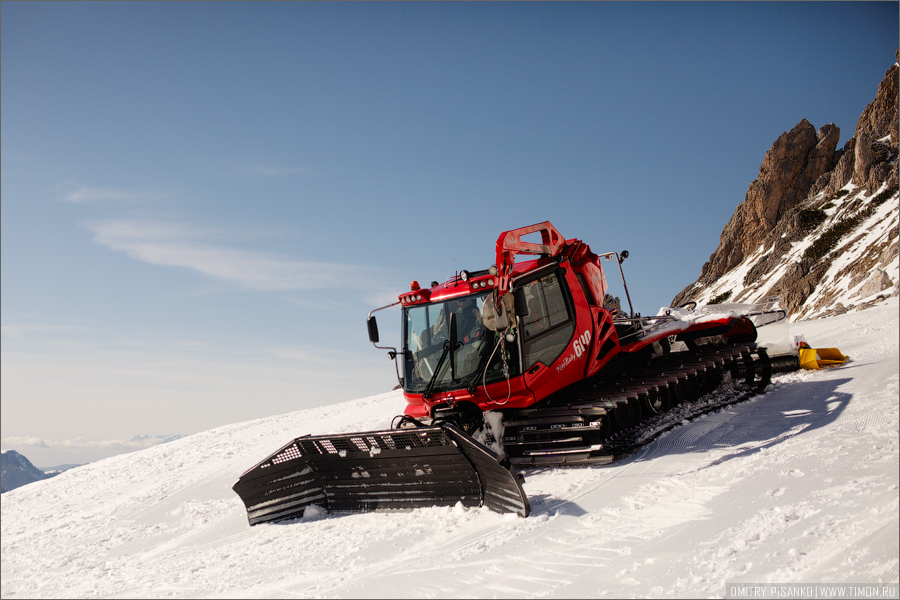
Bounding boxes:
[2,1,897,466]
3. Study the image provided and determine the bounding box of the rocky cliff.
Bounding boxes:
[673,54,899,321]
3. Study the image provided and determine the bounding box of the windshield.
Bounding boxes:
[403,291,519,395]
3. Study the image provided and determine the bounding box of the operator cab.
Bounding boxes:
[402,290,520,398]
[399,261,580,400]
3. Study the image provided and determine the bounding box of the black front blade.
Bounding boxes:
[232,424,529,525]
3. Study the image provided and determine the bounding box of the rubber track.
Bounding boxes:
[503,344,800,467]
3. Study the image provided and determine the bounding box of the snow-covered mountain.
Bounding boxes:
[0,450,49,494]
[1,298,897,598]
[673,58,899,320]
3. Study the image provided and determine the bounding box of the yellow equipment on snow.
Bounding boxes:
[798,344,849,369]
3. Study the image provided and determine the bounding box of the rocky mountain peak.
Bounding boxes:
[673,55,899,320]
[855,59,900,143]
[691,120,842,287]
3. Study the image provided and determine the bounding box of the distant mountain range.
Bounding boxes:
[673,53,899,319]
[41,463,87,476]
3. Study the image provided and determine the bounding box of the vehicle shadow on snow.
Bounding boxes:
[514,377,852,516]
[642,375,853,469]
[525,493,589,517]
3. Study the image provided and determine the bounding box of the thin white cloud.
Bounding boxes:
[86,218,379,291]
[61,185,165,204]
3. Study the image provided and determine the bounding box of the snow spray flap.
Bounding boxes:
[232,424,530,525]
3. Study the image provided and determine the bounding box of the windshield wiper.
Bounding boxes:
[423,313,459,400]
[422,341,451,400]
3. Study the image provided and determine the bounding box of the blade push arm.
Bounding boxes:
[494,221,566,296]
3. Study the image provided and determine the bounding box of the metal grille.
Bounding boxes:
[272,443,302,465]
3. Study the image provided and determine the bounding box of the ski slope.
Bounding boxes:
[2,299,898,598]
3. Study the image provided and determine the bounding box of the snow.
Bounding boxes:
[2,299,898,598]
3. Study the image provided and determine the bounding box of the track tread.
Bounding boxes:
[504,344,792,467]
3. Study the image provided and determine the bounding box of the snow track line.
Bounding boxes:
[856,517,900,583]
[137,527,257,566]
[313,523,522,596]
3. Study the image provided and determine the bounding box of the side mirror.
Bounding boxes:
[367,316,379,344]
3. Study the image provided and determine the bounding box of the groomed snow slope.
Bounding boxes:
[2,299,898,599]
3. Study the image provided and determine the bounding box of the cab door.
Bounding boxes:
[516,268,578,399]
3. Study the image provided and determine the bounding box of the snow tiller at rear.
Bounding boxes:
[233,221,800,525]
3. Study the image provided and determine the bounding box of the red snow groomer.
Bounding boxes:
[234,222,796,524]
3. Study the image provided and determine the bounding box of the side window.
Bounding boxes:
[576,273,596,306]
[518,271,575,371]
